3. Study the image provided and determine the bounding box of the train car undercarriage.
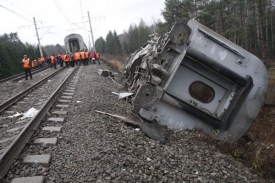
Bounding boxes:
[123,20,268,142]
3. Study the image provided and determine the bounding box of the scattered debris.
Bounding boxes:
[18,108,39,120]
[97,69,114,77]
[76,101,82,103]
[8,112,23,118]
[112,92,134,99]
[95,110,167,142]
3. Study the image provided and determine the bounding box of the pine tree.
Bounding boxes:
[105,31,115,54]
[95,37,106,53]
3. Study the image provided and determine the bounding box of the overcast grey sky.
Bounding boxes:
[0,0,166,47]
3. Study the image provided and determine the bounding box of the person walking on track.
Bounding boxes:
[95,52,101,65]
[22,54,32,80]
[90,51,96,64]
[84,49,89,65]
[80,50,85,66]
[74,51,81,66]
[50,54,57,69]
[64,53,70,67]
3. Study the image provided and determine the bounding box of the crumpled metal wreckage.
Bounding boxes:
[123,20,268,142]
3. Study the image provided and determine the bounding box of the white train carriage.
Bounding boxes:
[64,34,87,53]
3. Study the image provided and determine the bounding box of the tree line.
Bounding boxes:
[96,0,275,59]
[95,19,156,55]
[0,33,40,79]
[0,32,65,79]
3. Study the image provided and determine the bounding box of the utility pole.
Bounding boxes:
[87,11,96,52]
[33,17,43,57]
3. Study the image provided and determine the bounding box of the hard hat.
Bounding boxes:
[24,55,27,57]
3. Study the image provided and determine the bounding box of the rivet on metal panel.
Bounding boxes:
[151,106,159,113]
[236,59,243,65]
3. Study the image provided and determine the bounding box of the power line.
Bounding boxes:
[79,0,84,19]
[0,4,32,23]
[5,0,35,20]
[53,0,74,30]
[4,0,55,35]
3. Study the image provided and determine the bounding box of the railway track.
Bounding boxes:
[0,66,79,180]
[0,66,50,84]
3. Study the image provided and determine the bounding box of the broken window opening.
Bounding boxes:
[189,81,215,103]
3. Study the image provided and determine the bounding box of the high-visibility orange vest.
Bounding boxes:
[80,51,85,60]
[50,56,55,64]
[38,58,42,64]
[84,51,89,59]
[61,54,65,61]
[65,54,70,62]
[74,52,80,60]
[22,58,31,68]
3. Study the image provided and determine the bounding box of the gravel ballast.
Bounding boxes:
[3,63,263,182]
[0,67,60,105]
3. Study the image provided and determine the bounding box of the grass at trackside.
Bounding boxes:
[103,55,275,181]
[101,54,125,72]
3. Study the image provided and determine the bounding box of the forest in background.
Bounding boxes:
[98,0,275,60]
[1,0,275,78]
[0,32,65,79]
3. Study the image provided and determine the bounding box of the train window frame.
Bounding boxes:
[189,81,215,103]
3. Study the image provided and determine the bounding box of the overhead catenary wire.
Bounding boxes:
[53,0,74,31]
[5,0,37,21]
[5,0,60,37]
[2,0,63,45]
[79,0,85,30]
[0,4,32,23]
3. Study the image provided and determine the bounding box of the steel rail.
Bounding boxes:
[12,66,51,82]
[0,67,64,113]
[0,66,79,179]
[0,66,50,84]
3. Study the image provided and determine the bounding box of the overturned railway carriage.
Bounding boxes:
[124,20,268,142]
[64,34,87,53]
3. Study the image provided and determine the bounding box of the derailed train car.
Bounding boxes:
[64,33,87,53]
[124,20,268,142]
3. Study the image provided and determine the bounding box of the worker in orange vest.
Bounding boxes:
[32,60,37,68]
[74,51,81,66]
[40,57,45,67]
[64,53,70,67]
[84,49,89,65]
[38,58,42,67]
[61,53,65,67]
[80,50,85,66]
[50,54,57,69]
[95,52,101,65]
[22,54,32,80]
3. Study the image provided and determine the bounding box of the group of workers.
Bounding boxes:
[21,50,101,80]
[45,50,101,68]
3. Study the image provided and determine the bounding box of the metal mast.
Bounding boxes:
[33,17,43,57]
[87,11,96,52]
